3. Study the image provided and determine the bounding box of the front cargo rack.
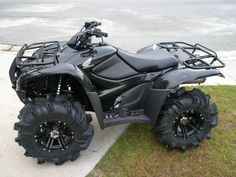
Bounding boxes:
[15,41,61,67]
[157,42,225,69]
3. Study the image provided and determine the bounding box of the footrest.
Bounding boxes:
[104,109,144,120]
[103,109,150,127]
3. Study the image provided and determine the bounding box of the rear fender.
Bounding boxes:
[154,68,224,89]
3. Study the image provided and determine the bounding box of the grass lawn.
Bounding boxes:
[88,86,236,177]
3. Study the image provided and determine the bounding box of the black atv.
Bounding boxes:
[9,21,225,165]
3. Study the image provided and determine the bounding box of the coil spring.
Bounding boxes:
[56,75,62,95]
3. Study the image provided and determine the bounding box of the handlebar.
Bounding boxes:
[68,21,108,49]
[93,29,108,38]
[96,22,102,26]
[82,21,108,37]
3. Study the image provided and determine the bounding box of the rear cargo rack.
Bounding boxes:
[157,42,225,69]
[15,41,60,67]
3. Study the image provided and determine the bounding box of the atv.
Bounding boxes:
[9,21,225,165]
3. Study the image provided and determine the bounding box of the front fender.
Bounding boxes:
[16,63,106,128]
[17,63,95,92]
[154,68,224,89]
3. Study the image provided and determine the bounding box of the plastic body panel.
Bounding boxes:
[90,72,161,110]
[16,63,94,92]
[154,68,223,89]
[103,83,171,127]
[92,54,138,79]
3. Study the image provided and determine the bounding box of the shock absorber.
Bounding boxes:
[56,75,62,95]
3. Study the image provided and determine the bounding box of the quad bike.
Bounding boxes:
[9,21,225,165]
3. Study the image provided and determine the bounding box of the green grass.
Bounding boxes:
[88,86,236,177]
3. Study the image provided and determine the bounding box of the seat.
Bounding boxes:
[117,48,178,72]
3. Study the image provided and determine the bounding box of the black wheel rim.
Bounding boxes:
[34,120,74,152]
[172,110,204,140]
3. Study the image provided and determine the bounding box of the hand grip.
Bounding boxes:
[96,31,108,37]
[94,29,108,37]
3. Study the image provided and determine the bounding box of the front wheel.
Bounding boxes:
[154,88,218,150]
[14,98,94,165]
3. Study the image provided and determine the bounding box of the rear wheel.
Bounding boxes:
[154,88,218,150]
[14,98,94,165]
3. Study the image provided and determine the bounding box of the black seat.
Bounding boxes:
[117,48,178,72]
